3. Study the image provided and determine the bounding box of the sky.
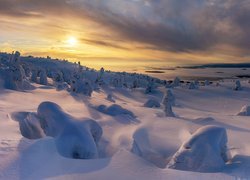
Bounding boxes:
[0,0,250,69]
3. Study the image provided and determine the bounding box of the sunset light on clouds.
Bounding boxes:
[0,0,250,69]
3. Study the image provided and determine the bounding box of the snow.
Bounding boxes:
[0,52,250,179]
[144,98,161,108]
[167,125,230,172]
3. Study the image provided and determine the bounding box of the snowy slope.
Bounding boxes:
[0,52,250,179]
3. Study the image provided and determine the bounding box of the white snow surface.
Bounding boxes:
[0,55,250,179]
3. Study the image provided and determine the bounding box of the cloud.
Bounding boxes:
[1,0,250,56]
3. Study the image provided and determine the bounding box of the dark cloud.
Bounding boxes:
[1,0,250,54]
[81,38,129,50]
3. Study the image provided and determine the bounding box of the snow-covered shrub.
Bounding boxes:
[37,101,103,159]
[144,98,160,108]
[237,105,250,116]
[39,69,48,85]
[162,90,175,117]
[167,125,230,172]
[233,80,242,91]
[97,104,135,117]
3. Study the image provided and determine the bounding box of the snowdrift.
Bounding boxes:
[12,101,103,159]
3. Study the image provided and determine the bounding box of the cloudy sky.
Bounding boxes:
[0,0,250,68]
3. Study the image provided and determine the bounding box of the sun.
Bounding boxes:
[66,36,78,47]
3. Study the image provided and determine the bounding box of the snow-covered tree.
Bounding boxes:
[233,80,242,91]
[39,69,48,85]
[162,89,175,117]
[31,69,38,83]
[171,77,180,87]
[189,82,196,89]
[145,79,155,94]
[204,80,210,86]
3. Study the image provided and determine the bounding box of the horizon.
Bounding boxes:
[1,0,250,68]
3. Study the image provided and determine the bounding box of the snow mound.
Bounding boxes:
[12,101,103,159]
[167,125,230,172]
[97,104,135,118]
[144,99,160,108]
[11,112,45,139]
[237,105,250,116]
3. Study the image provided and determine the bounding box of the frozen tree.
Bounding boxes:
[145,80,155,94]
[167,125,230,172]
[31,69,38,83]
[39,69,48,85]
[233,80,242,91]
[162,90,175,117]
[189,82,196,89]
[194,80,199,87]
[51,71,64,84]
[204,80,210,86]
[171,77,180,87]
[1,51,31,90]
[70,78,93,96]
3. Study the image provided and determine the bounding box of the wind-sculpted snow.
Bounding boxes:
[167,125,230,172]
[12,101,103,159]
[144,99,160,108]
[97,104,135,118]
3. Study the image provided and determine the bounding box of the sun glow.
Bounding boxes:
[66,36,78,47]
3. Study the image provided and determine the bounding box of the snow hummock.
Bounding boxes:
[144,98,160,108]
[167,125,230,172]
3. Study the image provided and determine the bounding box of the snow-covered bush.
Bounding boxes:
[144,98,160,108]
[237,105,250,116]
[37,102,103,159]
[233,80,242,91]
[97,104,135,117]
[167,125,230,172]
[162,90,175,117]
